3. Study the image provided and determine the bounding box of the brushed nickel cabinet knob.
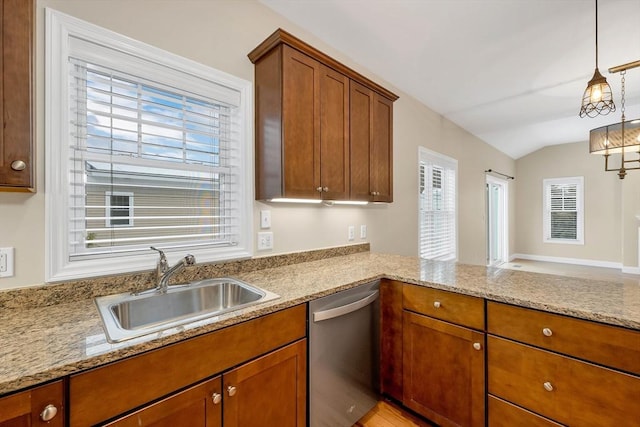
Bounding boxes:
[227,385,237,397]
[542,328,553,337]
[11,160,26,171]
[212,392,222,404]
[543,382,554,392]
[473,342,482,351]
[40,404,58,422]
[433,301,441,309]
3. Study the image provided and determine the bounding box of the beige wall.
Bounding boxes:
[515,142,626,265]
[0,0,514,289]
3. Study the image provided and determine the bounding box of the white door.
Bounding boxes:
[486,176,508,266]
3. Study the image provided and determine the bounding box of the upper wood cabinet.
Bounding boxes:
[0,0,34,192]
[249,29,397,202]
[350,81,394,202]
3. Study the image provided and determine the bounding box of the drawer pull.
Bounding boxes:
[543,381,554,392]
[472,342,482,351]
[433,301,441,309]
[40,404,58,422]
[212,392,222,404]
[227,385,237,397]
[542,327,553,337]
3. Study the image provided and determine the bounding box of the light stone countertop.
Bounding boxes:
[1,251,638,397]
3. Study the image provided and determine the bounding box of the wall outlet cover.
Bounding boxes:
[257,232,274,250]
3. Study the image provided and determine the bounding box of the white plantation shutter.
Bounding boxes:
[46,10,251,281]
[543,177,584,244]
[419,147,457,260]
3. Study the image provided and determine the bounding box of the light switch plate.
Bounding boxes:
[0,247,14,278]
[260,210,271,229]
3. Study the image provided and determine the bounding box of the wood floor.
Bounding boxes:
[354,401,434,427]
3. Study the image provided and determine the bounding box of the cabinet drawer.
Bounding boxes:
[70,304,306,426]
[487,301,640,375]
[488,336,640,426]
[488,395,564,427]
[403,285,484,330]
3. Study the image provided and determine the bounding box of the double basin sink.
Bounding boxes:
[95,278,279,343]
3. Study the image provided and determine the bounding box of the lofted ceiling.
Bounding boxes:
[260,0,640,159]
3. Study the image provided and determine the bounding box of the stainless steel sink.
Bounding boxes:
[95,278,279,343]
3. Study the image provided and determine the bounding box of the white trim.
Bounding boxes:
[105,191,134,228]
[486,175,509,266]
[542,176,584,245]
[511,253,622,269]
[622,266,640,275]
[45,9,253,282]
[418,147,458,261]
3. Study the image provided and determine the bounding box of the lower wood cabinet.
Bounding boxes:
[104,377,222,427]
[69,305,306,426]
[487,302,640,426]
[105,340,307,427]
[488,395,564,427]
[403,311,485,427]
[223,339,306,427]
[388,282,486,427]
[0,380,64,427]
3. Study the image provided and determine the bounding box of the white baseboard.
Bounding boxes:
[511,253,623,269]
[622,266,640,275]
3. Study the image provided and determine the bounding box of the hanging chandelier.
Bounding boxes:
[589,61,640,179]
[579,0,615,118]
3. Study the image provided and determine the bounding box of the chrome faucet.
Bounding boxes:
[150,246,169,282]
[150,247,196,294]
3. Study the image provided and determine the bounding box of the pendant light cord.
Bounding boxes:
[595,0,599,69]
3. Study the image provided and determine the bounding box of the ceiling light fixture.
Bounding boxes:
[589,60,640,179]
[579,0,616,118]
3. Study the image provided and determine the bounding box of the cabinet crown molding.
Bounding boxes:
[248,28,399,102]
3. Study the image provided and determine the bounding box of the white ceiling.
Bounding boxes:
[260,0,640,159]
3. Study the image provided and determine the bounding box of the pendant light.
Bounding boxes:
[589,61,640,179]
[579,0,615,118]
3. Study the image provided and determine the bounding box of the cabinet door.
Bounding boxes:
[282,46,321,199]
[371,94,393,202]
[403,311,485,427]
[104,377,221,427]
[0,0,34,191]
[319,65,349,200]
[349,81,373,201]
[0,381,64,427]
[223,339,307,427]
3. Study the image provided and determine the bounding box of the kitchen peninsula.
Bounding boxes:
[0,246,638,425]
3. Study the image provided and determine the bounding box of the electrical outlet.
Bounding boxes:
[0,247,14,278]
[348,226,355,241]
[360,224,367,239]
[257,232,274,250]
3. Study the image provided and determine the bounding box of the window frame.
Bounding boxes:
[45,9,253,282]
[105,191,134,228]
[418,147,458,261]
[542,176,584,245]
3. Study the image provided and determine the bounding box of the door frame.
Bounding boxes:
[486,175,509,266]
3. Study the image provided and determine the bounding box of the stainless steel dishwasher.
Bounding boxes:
[309,280,380,427]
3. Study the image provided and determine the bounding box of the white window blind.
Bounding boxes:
[419,147,457,261]
[543,177,584,244]
[46,9,252,281]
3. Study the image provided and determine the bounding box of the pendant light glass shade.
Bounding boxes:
[580,68,616,117]
[579,0,616,118]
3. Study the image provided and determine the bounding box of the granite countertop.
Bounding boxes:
[1,250,639,396]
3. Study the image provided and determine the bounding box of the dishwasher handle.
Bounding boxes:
[313,290,379,322]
